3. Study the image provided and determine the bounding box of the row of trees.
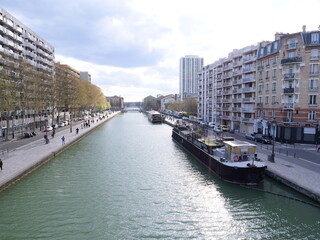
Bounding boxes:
[142,95,197,115]
[0,52,109,138]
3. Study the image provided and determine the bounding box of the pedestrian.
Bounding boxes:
[76,128,79,134]
[61,136,65,145]
[44,134,49,144]
[0,158,3,171]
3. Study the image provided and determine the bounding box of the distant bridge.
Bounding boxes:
[123,107,141,112]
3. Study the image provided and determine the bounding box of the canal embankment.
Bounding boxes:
[0,111,121,192]
[163,116,320,203]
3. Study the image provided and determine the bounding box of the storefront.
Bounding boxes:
[274,123,319,144]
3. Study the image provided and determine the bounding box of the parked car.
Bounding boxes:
[220,125,230,131]
[254,134,272,144]
[208,122,215,128]
[245,133,255,141]
[213,126,222,133]
[58,122,65,127]
[43,126,53,132]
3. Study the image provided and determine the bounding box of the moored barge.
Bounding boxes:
[172,126,267,185]
[147,111,162,123]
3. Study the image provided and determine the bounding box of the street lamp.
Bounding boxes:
[269,119,277,162]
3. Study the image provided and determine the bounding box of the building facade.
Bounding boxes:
[0,8,55,139]
[106,96,124,110]
[198,27,320,143]
[180,55,203,100]
[80,71,91,82]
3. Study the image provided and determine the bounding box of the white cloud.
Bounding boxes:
[3,0,320,101]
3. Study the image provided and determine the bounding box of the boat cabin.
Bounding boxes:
[213,141,257,163]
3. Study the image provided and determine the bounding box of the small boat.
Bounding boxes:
[172,126,267,185]
[147,111,162,123]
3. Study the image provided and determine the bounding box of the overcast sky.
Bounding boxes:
[2,0,320,101]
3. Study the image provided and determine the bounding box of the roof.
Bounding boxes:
[224,141,256,147]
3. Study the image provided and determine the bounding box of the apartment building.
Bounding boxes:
[198,45,258,133]
[0,8,55,138]
[198,27,320,143]
[256,28,320,143]
[180,55,203,100]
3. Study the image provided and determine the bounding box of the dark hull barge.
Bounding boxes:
[172,127,267,185]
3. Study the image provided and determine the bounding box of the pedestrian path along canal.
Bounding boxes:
[0,112,319,239]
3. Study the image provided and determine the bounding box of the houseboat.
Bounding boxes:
[147,111,162,123]
[172,126,267,185]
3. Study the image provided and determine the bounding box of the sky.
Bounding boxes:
[2,0,320,102]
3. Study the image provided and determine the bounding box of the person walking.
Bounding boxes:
[61,136,65,145]
[0,158,3,171]
[76,128,79,134]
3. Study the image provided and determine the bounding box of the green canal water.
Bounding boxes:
[0,112,319,240]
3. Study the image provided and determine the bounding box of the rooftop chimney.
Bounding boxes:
[302,25,306,32]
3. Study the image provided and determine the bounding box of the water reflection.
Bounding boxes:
[0,112,319,240]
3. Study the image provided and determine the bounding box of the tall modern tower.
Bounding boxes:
[179,55,204,100]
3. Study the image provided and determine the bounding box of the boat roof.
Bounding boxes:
[223,141,256,147]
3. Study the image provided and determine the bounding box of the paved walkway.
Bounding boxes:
[0,111,120,192]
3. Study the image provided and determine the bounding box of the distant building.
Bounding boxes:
[179,55,203,100]
[80,71,91,82]
[160,94,176,111]
[106,96,124,110]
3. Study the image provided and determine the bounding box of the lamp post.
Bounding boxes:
[269,119,277,162]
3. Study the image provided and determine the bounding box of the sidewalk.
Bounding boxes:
[0,111,120,192]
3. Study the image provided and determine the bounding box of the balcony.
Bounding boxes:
[242,108,255,113]
[257,103,263,108]
[242,117,254,123]
[282,103,295,110]
[283,87,295,94]
[310,55,320,60]
[242,97,255,103]
[283,73,296,79]
[243,77,255,83]
[232,107,241,112]
[309,87,318,91]
[232,116,241,121]
[281,57,302,65]
[257,66,264,71]
[243,87,256,93]
[243,67,256,73]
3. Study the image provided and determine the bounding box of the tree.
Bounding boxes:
[142,95,158,111]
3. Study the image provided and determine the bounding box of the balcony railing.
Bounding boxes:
[281,57,302,65]
[309,87,318,91]
[282,103,294,110]
[283,87,295,94]
[283,73,296,79]
[242,117,254,123]
[257,103,263,108]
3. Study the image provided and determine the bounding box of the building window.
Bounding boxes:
[274,41,278,50]
[266,83,269,93]
[259,96,262,103]
[266,71,269,79]
[308,111,316,121]
[309,95,317,105]
[310,64,319,75]
[265,96,269,104]
[273,55,278,65]
[272,82,276,91]
[258,84,262,93]
[272,69,277,78]
[311,33,319,43]
[272,109,275,118]
[309,79,318,90]
[288,51,295,58]
[311,49,319,60]
[267,45,271,54]
[272,96,276,104]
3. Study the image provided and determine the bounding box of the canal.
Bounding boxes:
[0,112,319,239]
